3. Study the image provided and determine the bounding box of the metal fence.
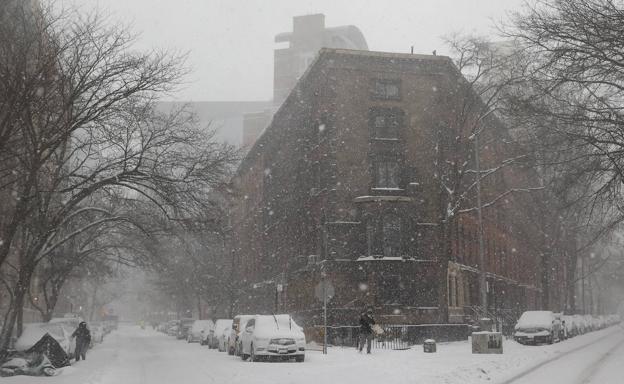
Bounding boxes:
[318,324,473,350]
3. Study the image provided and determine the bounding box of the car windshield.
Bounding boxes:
[2,0,624,383]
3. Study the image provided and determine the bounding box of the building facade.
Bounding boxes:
[229,48,567,329]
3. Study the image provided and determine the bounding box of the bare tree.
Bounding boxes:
[0,2,237,349]
[431,34,543,321]
[0,2,185,269]
[500,0,624,310]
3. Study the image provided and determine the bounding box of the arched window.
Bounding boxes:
[382,214,401,257]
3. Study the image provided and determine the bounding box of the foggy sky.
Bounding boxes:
[71,0,526,101]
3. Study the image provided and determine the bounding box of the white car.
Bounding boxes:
[209,319,232,350]
[89,322,106,345]
[240,314,306,362]
[187,320,214,343]
[219,326,231,352]
[228,315,255,356]
[514,310,561,345]
[15,323,75,358]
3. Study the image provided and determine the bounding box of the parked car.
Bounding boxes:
[514,310,561,345]
[228,315,255,356]
[49,318,84,350]
[239,314,306,362]
[219,326,231,352]
[49,317,82,330]
[89,322,106,345]
[15,323,76,358]
[167,320,180,336]
[177,318,195,340]
[187,320,214,343]
[209,319,232,349]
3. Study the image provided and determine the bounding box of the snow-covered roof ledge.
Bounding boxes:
[356,256,433,262]
[353,195,412,203]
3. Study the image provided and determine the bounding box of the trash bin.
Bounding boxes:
[423,339,436,353]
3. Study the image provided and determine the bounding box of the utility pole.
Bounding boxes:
[475,131,488,317]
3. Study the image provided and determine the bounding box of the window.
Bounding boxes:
[366,219,375,256]
[375,159,399,188]
[379,274,401,304]
[382,214,401,257]
[371,79,401,100]
[369,108,402,139]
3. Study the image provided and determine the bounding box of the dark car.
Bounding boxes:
[176,318,195,340]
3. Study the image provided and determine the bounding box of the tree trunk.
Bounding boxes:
[88,284,99,322]
[540,250,550,309]
[436,217,452,323]
[197,295,202,320]
[566,249,577,313]
[0,277,28,350]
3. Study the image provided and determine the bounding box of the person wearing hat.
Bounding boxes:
[358,307,376,354]
[71,321,92,362]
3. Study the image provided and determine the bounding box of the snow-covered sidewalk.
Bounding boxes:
[3,324,622,384]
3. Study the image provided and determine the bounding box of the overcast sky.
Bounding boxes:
[74,0,527,101]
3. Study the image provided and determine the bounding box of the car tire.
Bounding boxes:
[228,347,234,355]
[548,333,554,345]
[296,355,305,363]
[241,352,249,361]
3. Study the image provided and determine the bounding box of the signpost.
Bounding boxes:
[315,279,334,354]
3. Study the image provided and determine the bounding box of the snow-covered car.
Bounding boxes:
[166,320,180,336]
[240,314,306,362]
[228,315,255,356]
[49,317,82,329]
[219,326,231,352]
[177,318,195,340]
[49,318,84,350]
[187,319,214,343]
[514,311,561,345]
[15,323,75,358]
[208,319,232,349]
[90,322,106,345]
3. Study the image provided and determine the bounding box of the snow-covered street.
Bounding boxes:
[3,324,623,384]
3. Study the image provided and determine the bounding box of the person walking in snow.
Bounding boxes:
[71,321,91,362]
[358,307,376,354]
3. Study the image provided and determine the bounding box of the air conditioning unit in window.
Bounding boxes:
[308,255,320,265]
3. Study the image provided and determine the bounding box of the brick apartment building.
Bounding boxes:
[228,48,568,328]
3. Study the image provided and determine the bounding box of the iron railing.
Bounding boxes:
[316,323,473,350]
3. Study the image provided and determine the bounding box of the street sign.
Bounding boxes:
[315,279,334,355]
[315,280,334,301]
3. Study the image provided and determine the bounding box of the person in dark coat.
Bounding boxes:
[71,321,91,362]
[358,308,376,354]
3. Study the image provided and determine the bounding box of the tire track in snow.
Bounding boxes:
[499,325,624,384]
[577,335,624,384]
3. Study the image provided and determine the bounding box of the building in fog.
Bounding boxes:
[166,14,369,151]
[273,13,368,105]
[228,48,569,330]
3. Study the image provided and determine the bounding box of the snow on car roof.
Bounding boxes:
[517,311,555,328]
[255,314,300,330]
[214,319,233,333]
